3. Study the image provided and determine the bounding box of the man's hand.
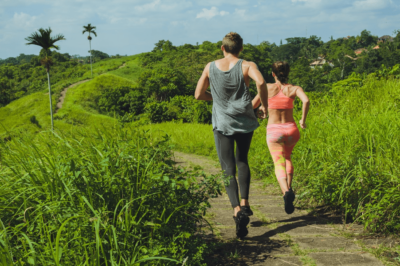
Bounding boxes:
[258,105,267,119]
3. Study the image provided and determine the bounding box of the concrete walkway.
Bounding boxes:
[174,151,398,266]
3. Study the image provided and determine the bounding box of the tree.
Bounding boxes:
[82,23,97,78]
[152,40,176,52]
[90,50,109,60]
[300,36,322,59]
[327,41,354,80]
[360,30,377,47]
[25,27,65,131]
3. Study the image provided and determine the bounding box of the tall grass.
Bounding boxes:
[142,75,400,233]
[0,127,221,264]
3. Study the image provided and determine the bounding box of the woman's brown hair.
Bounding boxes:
[272,61,290,84]
[222,32,243,55]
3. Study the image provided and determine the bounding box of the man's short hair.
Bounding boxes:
[222,32,243,55]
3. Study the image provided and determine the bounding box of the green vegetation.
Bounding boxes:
[2,28,400,264]
[0,55,140,139]
[0,127,221,264]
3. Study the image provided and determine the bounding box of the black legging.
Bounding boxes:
[213,130,254,208]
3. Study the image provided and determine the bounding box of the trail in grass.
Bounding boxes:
[55,62,127,112]
[174,151,396,266]
[55,79,91,112]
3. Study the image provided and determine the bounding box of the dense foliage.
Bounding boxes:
[0,51,88,107]
[0,127,221,265]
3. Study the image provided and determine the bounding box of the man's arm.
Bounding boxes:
[247,62,268,118]
[195,63,212,101]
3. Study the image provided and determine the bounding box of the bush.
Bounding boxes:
[29,115,41,128]
[144,96,212,124]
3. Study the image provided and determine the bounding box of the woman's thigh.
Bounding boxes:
[266,129,285,162]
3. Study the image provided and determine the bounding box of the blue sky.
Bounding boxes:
[1,0,399,59]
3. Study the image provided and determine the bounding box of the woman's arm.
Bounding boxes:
[252,94,261,109]
[295,87,310,129]
[195,63,212,101]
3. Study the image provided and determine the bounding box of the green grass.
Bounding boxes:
[0,91,54,136]
[81,55,137,77]
[54,74,136,127]
[141,123,216,157]
[0,127,221,265]
[108,57,142,82]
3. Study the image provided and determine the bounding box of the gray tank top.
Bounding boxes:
[209,59,259,135]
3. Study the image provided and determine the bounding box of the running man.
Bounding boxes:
[195,32,268,239]
[253,61,310,214]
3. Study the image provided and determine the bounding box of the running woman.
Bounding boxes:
[252,61,310,214]
[195,32,268,238]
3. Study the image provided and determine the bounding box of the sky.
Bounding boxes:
[1,0,400,59]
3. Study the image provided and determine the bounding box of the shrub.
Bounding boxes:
[29,115,41,128]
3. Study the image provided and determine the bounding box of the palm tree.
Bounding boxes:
[25,28,65,131]
[82,24,97,78]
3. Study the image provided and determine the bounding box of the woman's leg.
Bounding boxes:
[266,127,289,195]
[283,125,300,189]
[234,131,254,207]
[213,130,240,215]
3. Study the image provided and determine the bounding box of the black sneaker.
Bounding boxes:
[289,188,295,200]
[233,210,249,239]
[283,190,295,214]
[240,206,253,216]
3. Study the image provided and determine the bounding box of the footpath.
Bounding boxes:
[174,151,399,266]
[55,62,127,112]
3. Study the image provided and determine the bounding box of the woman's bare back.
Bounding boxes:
[267,83,299,125]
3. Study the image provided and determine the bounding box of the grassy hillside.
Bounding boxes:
[0,56,142,138]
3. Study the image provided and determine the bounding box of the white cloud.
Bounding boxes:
[10,12,37,29]
[134,0,160,12]
[234,9,246,17]
[197,0,249,6]
[196,7,229,20]
[353,0,389,10]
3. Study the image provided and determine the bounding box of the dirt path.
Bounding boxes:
[174,151,398,266]
[55,63,127,113]
[55,80,91,112]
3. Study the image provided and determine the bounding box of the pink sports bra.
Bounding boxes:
[268,84,294,109]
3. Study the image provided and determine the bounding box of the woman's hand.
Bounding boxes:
[299,119,306,129]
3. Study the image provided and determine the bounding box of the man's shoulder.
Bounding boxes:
[242,60,257,68]
[204,62,212,72]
